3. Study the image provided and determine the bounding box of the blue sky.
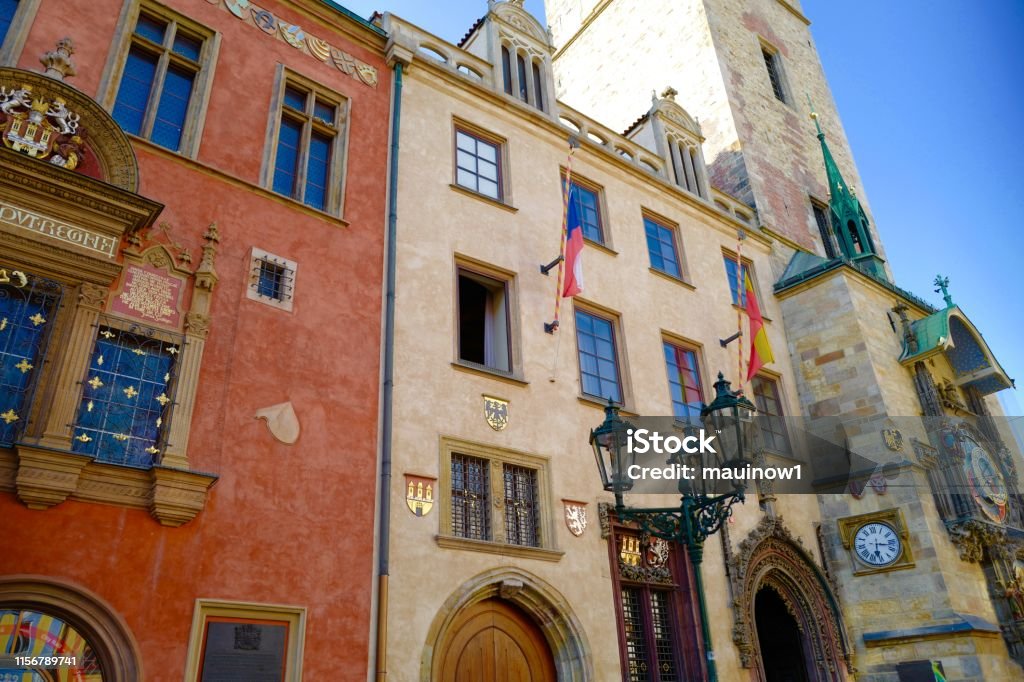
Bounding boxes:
[342,0,1023,414]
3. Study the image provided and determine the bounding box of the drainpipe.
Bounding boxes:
[376,28,413,682]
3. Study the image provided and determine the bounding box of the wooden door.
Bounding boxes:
[438,598,557,682]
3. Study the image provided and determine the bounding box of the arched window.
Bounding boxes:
[532,60,544,111]
[500,45,513,95]
[847,220,863,254]
[516,52,528,102]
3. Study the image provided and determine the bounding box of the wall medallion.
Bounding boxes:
[562,500,587,537]
[483,395,508,431]
[406,474,435,517]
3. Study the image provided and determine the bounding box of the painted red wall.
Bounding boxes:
[1,0,390,678]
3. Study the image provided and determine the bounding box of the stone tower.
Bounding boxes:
[545,0,883,266]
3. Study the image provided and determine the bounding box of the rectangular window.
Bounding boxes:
[457,268,511,372]
[451,453,491,541]
[812,199,837,259]
[723,254,752,307]
[644,217,682,279]
[663,342,703,424]
[0,0,20,51]
[751,375,791,453]
[72,324,181,467]
[247,248,298,312]
[0,267,62,446]
[455,127,502,200]
[111,7,210,152]
[762,47,787,102]
[271,81,345,213]
[503,463,539,547]
[564,178,604,244]
[575,309,622,403]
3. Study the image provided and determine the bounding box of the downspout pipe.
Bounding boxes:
[375,51,404,682]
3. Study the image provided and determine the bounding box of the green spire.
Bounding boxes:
[808,98,887,280]
[933,275,954,308]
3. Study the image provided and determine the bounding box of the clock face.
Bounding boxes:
[853,522,902,567]
[963,434,1009,522]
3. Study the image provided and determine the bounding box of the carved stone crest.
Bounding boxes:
[562,500,587,537]
[0,83,84,169]
[483,395,508,431]
[882,428,904,451]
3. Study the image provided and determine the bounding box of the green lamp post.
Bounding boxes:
[590,372,757,682]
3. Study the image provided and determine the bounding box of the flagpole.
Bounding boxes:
[552,141,577,331]
[735,231,745,387]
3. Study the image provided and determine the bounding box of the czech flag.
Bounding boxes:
[562,188,584,297]
[745,271,774,380]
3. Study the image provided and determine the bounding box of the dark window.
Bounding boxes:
[532,61,544,111]
[451,453,490,540]
[112,10,206,152]
[564,180,603,243]
[751,375,791,453]
[457,269,510,372]
[663,342,703,423]
[762,48,786,102]
[516,52,528,102]
[272,84,342,212]
[575,309,622,403]
[503,464,539,547]
[72,325,181,467]
[723,255,751,307]
[501,45,513,95]
[455,129,501,200]
[847,220,863,254]
[254,257,293,302]
[812,201,837,259]
[0,268,62,446]
[644,217,682,279]
[0,0,19,46]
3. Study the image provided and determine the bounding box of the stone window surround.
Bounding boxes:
[643,209,692,286]
[436,436,562,562]
[758,37,791,105]
[97,0,222,159]
[571,299,635,413]
[451,254,524,383]
[247,247,298,312]
[561,168,611,248]
[451,117,511,206]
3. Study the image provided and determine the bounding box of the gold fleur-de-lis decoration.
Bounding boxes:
[29,313,45,326]
[0,409,18,424]
[131,348,145,356]
[163,373,170,382]
[87,376,103,389]
[15,359,33,373]
[155,393,170,406]
[74,433,92,443]
[0,318,7,331]
[100,330,115,339]
[112,433,129,442]
[96,354,104,366]
[123,385,138,399]
[145,446,159,455]
[86,400,94,412]
[155,417,162,427]
[167,346,179,355]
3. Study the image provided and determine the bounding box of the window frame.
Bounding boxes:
[0,0,41,66]
[562,171,608,247]
[721,249,759,309]
[750,373,792,455]
[810,197,838,259]
[246,247,298,312]
[573,304,628,407]
[263,66,350,216]
[661,336,707,425]
[760,40,789,104]
[643,212,687,282]
[437,437,561,561]
[101,0,219,158]
[452,119,507,204]
[452,257,521,381]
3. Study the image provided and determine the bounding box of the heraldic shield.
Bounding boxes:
[406,475,435,517]
[483,395,508,431]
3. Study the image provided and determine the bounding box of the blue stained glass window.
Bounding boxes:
[575,310,622,403]
[723,256,751,307]
[0,271,62,446]
[150,64,194,151]
[273,118,302,198]
[305,132,331,211]
[112,47,158,136]
[644,217,681,279]
[72,327,179,468]
[0,0,19,46]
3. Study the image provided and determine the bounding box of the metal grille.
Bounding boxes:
[252,256,294,302]
[763,49,786,102]
[0,268,63,446]
[650,591,680,681]
[621,587,650,682]
[72,323,182,467]
[503,464,539,547]
[451,454,490,540]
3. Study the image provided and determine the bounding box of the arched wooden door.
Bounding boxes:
[437,598,557,682]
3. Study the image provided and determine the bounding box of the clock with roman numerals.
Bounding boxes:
[853,521,902,567]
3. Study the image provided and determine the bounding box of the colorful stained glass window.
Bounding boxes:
[575,310,622,403]
[71,325,181,467]
[644,218,681,279]
[0,608,104,680]
[272,83,342,212]
[0,269,62,446]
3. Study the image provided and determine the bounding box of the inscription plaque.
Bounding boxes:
[110,263,183,328]
[199,620,287,681]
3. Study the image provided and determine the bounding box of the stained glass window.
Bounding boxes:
[0,269,62,446]
[112,9,206,152]
[575,309,622,403]
[644,218,681,279]
[0,608,104,680]
[272,83,343,212]
[71,325,181,468]
[663,342,703,423]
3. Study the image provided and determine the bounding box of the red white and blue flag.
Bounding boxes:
[562,188,584,297]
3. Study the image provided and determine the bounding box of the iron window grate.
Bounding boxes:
[252,256,295,303]
[503,463,539,547]
[650,590,681,681]
[451,453,490,540]
[763,49,786,102]
[621,587,650,682]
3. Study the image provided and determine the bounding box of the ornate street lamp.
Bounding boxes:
[590,372,757,682]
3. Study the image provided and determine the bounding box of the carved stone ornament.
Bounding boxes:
[563,500,587,537]
[254,401,300,445]
[0,83,85,170]
[39,37,77,82]
[946,518,1007,563]
[729,515,854,677]
[185,311,210,338]
[78,282,108,309]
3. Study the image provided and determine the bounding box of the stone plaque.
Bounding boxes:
[110,263,183,328]
[0,200,117,257]
[200,620,287,681]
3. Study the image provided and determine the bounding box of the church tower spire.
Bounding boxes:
[810,103,886,279]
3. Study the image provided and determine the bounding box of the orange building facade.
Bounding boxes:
[0,1,391,679]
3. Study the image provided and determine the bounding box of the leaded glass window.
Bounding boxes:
[112,8,208,152]
[0,608,104,680]
[575,309,622,403]
[644,217,681,279]
[451,453,490,541]
[272,82,344,212]
[503,464,539,547]
[72,324,181,467]
[0,268,62,446]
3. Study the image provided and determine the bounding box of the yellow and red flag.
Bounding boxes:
[744,271,773,380]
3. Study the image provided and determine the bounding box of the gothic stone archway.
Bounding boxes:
[731,516,854,681]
